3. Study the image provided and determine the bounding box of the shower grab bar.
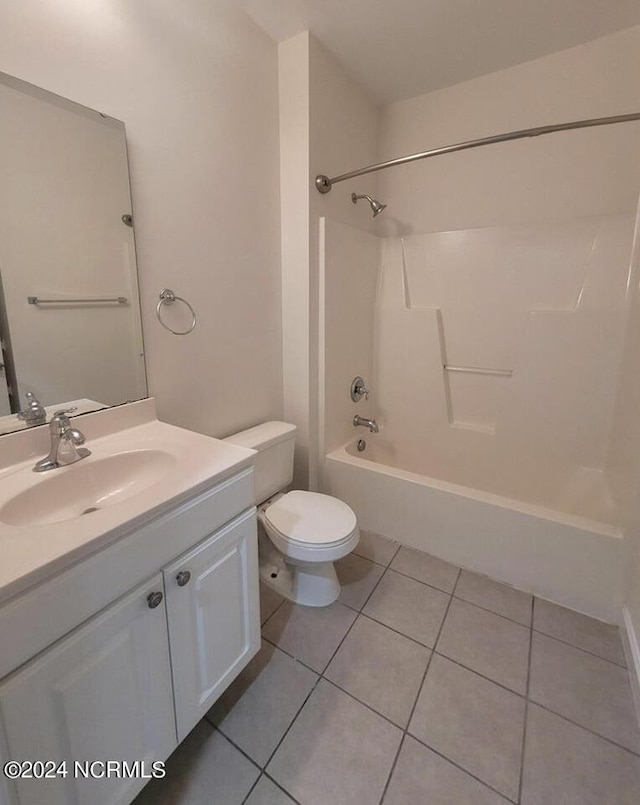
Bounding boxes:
[444,365,512,377]
[315,111,640,193]
[28,296,128,306]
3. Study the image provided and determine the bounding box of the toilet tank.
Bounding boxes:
[224,421,296,504]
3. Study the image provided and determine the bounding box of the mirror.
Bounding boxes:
[0,71,147,436]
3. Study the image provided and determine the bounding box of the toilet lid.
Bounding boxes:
[263,490,357,545]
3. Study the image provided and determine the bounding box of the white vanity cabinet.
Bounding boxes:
[0,466,259,805]
[164,511,260,741]
[0,575,176,805]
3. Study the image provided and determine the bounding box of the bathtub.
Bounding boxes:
[325,441,624,621]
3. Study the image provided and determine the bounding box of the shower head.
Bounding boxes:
[351,192,387,217]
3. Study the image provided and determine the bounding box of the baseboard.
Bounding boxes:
[621,606,640,731]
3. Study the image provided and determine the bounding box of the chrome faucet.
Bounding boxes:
[34,410,91,472]
[17,392,47,428]
[353,414,379,434]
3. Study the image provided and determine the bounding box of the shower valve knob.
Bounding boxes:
[350,376,370,402]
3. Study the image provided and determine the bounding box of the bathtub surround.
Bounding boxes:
[371,214,634,510]
[316,30,640,634]
[319,205,636,620]
[607,184,640,723]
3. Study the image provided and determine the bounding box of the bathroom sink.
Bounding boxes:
[0,450,177,527]
[0,401,257,607]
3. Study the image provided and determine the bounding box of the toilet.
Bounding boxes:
[225,421,359,607]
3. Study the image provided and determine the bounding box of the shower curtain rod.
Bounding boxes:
[315,112,640,194]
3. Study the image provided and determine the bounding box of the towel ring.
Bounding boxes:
[156,288,197,335]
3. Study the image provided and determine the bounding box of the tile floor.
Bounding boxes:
[133,531,640,805]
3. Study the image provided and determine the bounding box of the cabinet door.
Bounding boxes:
[164,509,260,741]
[0,575,176,805]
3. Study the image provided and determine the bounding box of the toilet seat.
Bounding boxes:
[261,490,359,563]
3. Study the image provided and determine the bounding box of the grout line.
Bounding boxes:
[517,595,534,803]
[526,701,640,758]
[354,532,401,565]
[259,591,286,630]
[451,566,463,596]
[359,611,437,650]
[387,541,403,565]
[531,626,628,669]
[359,551,396,612]
[204,722,262,773]
[253,549,638,804]
[240,773,262,805]
[241,771,304,805]
[253,562,395,802]
[259,674,322,770]
[381,564,459,598]
[378,571,458,805]
[365,537,626,663]
[352,549,393,568]
[428,648,640,758]
[453,592,533,629]
[406,734,519,804]
[256,575,388,787]
[404,637,640,762]
[261,583,640,774]
[260,633,324,677]
[322,676,406,731]
[263,771,304,804]
[389,549,627,669]
[378,733,407,805]
[432,651,527,699]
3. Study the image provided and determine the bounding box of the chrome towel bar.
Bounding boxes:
[28,295,127,305]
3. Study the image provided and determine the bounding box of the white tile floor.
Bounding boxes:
[133,531,640,805]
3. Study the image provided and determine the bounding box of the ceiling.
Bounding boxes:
[242,0,640,104]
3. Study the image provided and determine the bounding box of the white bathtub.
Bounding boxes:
[325,441,624,621]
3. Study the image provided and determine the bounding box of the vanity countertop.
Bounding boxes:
[0,399,255,606]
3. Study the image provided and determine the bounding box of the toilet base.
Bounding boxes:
[258,531,340,607]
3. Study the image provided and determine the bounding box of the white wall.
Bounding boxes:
[320,218,378,459]
[279,32,378,487]
[377,25,640,235]
[0,0,283,438]
[279,32,311,488]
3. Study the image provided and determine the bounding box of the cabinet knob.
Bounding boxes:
[147,591,164,609]
[176,570,191,587]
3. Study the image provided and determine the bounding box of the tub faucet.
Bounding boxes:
[34,410,91,472]
[353,415,379,434]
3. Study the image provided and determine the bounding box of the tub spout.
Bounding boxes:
[353,415,379,434]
